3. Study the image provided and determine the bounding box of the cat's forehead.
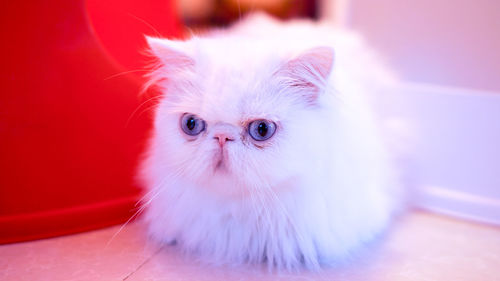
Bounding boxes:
[193,70,276,124]
[196,36,281,66]
[184,40,285,123]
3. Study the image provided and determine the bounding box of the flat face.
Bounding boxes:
[148,35,333,197]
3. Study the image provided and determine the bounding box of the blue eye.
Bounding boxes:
[180,113,205,136]
[248,120,276,141]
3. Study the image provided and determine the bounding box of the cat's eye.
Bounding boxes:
[248,120,276,141]
[180,113,206,136]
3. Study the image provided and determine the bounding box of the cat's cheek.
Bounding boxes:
[248,139,276,150]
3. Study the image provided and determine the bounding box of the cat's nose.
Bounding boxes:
[212,123,238,146]
[213,133,234,146]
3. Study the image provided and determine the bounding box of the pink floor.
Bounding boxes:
[1,210,499,280]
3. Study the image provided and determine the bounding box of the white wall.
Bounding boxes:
[323,0,500,92]
[320,0,500,224]
[383,83,500,225]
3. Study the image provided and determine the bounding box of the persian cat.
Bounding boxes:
[139,14,400,270]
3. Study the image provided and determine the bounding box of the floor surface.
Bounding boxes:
[1,210,499,281]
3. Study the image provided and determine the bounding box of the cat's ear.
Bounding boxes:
[145,36,195,72]
[275,47,334,104]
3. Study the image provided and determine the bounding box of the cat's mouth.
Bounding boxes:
[215,158,225,170]
[213,147,229,173]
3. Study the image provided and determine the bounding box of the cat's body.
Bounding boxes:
[140,14,400,270]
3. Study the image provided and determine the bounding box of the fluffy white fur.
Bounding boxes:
[139,14,399,270]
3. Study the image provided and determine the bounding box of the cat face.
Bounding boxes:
[146,36,334,197]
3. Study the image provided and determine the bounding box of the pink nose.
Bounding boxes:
[214,133,234,146]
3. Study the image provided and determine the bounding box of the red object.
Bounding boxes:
[0,0,181,244]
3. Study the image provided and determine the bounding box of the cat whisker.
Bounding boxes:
[107,160,193,248]
[127,13,163,38]
[103,69,150,81]
[125,95,163,128]
[104,205,145,249]
[136,175,172,207]
[105,172,177,248]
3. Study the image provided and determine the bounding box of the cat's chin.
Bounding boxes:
[213,157,228,174]
[202,174,249,199]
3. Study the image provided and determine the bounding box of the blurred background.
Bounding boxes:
[1,0,499,244]
[178,0,500,92]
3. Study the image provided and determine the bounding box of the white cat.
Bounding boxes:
[139,14,401,270]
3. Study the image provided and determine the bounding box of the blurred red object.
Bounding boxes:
[0,0,181,244]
